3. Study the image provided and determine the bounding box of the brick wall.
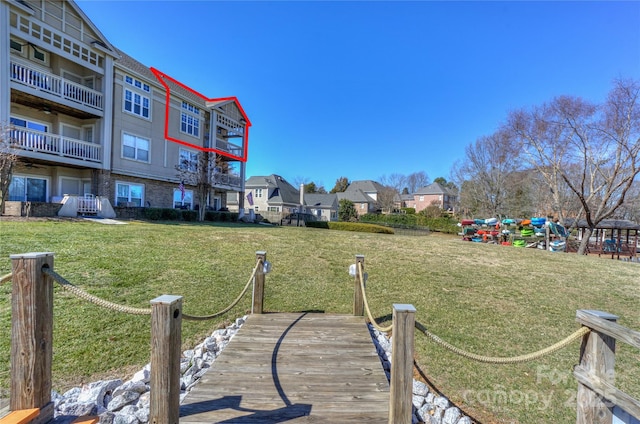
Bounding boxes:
[3,201,62,217]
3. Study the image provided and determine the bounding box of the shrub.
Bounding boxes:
[161,208,180,220]
[142,208,163,221]
[401,207,416,215]
[181,210,198,222]
[327,222,394,234]
[306,221,330,229]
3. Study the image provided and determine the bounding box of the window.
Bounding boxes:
[268,206,279,212]
[174,189,193,209]
[122,133,149,162]
[10,39,23,53]
[181,102,200,137]
[123,75,150,119]
[255,188,263,198]
[419,196,424,202]
[8,176,47,202]
[116,182,143,207]
[29,46,49,66]
[179,148,198,172]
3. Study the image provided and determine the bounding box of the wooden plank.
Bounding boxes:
[180,313,389,423]
[9,253,54,423]
[574,366,640,420]
[71,417,100,424]
[150,295,183,424]
[577,310,640,350]
[0,408,39,424]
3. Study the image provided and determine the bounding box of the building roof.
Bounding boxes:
[246,175,300,205]
[414,182,455,196]
[304,193,338,209]
[345,180,385,194]
[336,189,375,204]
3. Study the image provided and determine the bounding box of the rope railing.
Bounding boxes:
[355,260,589,363]
[0,273,11,285]
[38,258,263,319]
[182,259,262,321]
[357,262,393,333]
[415,320,590,364]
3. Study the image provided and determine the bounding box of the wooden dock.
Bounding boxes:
[179,313,390,423]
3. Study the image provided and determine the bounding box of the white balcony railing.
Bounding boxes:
[212,171,242,188]
[10,60,103,111]
[10,128,102,163]
[215,138,243,158]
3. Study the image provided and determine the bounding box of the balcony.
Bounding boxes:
[215,138,243,159]
[10,128,102,163]
[10,60,103,112]
[212,171,242,189]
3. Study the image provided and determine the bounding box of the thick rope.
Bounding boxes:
[41,258,262,319]
[415,320,590,364]
[43,268,152,315]
[0,273,11,285]
[358,262,393,333]
[182,259,261,321]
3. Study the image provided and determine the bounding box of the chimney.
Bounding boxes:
[300,184,305,209]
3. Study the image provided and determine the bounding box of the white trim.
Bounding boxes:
[115,180,145,207]
[121,131,150,163]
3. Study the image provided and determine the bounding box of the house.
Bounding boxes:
[407,182,457,213]
[243,175,339,222]
[244,175,301,218]
[303,193,338,222]
[1,0,249,217]
[336,180,384,216]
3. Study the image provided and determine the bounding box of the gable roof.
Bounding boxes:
[246,175,300,205]
[414,182,454,196]
[336,189,375,204]
[304,193,338,209]
[345,180,385,194]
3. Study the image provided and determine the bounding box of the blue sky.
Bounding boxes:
[77,0,640,191]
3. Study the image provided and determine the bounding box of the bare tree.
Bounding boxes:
[176,151,220,221]
[405,171,429,193]
[0,123,17,214]
[508,78,640,254]
[452,129,521,218]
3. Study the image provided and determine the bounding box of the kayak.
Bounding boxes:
[461,219,475,226]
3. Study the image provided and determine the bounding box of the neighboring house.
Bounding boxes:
[336,180,384,216]
[1,0,249,216]
[303,193,338,222]
[408,182,457,213]
[243,175,339,222]
[336,189,376,216]
[244,175,301,216]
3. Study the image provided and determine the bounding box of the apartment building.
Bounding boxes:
[1,0,249,216]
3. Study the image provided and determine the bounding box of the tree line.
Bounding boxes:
[452,77,640,254]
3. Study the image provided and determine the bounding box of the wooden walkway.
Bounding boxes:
[179,313,390,423]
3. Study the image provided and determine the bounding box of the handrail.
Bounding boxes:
[38,259,263,319]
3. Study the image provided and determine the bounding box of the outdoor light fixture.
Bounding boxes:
[349,263,356,277]
[263,260,272,274]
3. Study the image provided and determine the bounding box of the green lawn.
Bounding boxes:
[0,219,638,423]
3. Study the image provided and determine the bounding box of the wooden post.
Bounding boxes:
[150,295,182,424]
[575,309,618,424]
[9,252,55,423]
[253,251,266,314]
[353,255,365,316]
[389,304,416,424]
